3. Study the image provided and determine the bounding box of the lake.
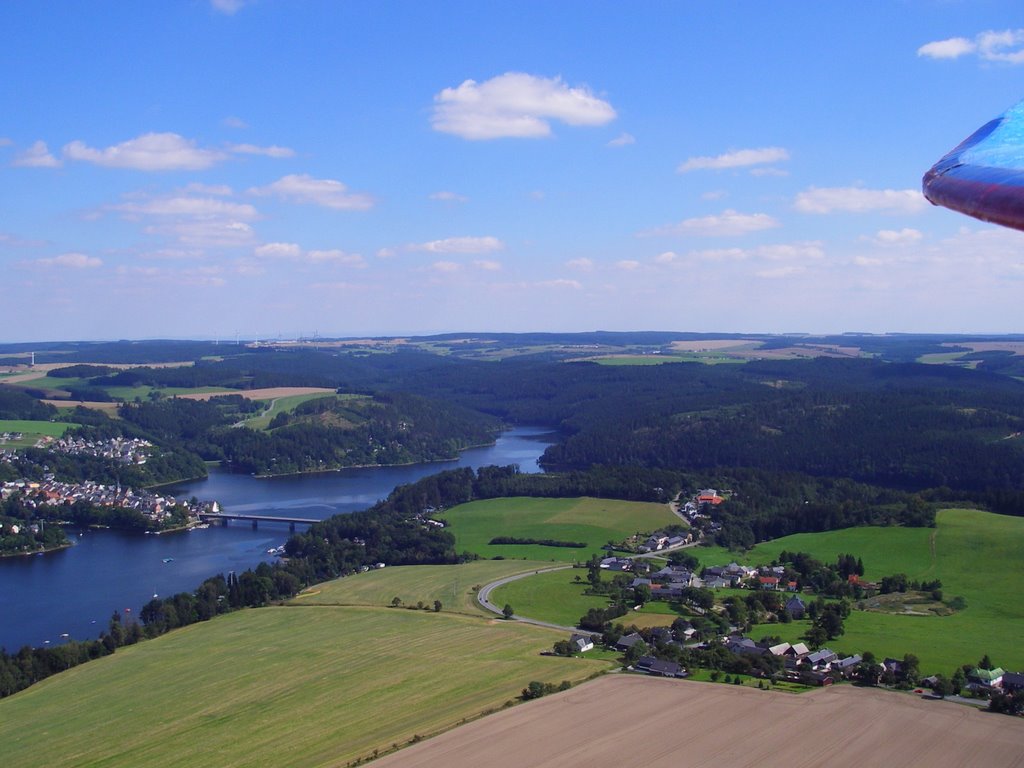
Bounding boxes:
[0,427,553,651]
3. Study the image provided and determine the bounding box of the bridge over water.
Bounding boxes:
[199,512,318,532]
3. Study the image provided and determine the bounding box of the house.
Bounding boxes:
[831,655,862,678]
[647,659,685,678]
[569,633,595,653]
[788,642,810,658]
[767,642,792,657]
[704,576,730,590]
[725,637,764,657]
[615,632,644,652]
[800,670,835,687]
[600,556,632,572]
[1000,671,1024,692]
[805,649,838,669]
[758,576,780,591]
[784,596,806,619]
[968,667,1005,689]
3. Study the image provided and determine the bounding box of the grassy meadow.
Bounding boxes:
[0,419,78,446]
[240,392,347,430]
[0,604,611,768]
[488,568,612,627]
[293,560,559,616]
[438,496,678,563]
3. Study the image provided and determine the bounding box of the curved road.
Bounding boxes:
[476,565,580,632]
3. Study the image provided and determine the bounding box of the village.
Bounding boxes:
[1,477,218,529]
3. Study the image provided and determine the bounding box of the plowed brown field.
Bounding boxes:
[370,675,1024,768]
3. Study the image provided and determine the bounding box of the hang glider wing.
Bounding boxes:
[923,99,1024,232]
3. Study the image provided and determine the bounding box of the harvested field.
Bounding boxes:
[371,675,1024,768]
[177,386,336,401]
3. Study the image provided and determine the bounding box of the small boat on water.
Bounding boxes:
[162,557,174,563]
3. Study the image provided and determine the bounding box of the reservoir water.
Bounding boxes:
[0,427,553,652]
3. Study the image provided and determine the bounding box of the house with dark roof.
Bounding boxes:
[784,596,806,620]
[615,632,644,652]
[1001,671,1024,692]
[569,633,595,653]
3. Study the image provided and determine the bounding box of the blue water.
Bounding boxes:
[0,427,553,651]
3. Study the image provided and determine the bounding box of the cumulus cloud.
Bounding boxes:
[227,143,295,158]
[566,257,594,271]
[678,147,789,173]
[654,251,678,264]
[13,140,61,168]
[64,132,227,171]
[431,72,616,140]
[248,174,374,211]
[34,252,102,269]
[253,242,365,267]
[867,228,924,246]
[537,278,582,289]
[918,29,1024,63]
[112,192,259,248]
[616,259,641,270]
[410,236,504,254]
[756,265,805,279]
[429,191,468,203]
[794,187,927,215]
[642,209,780,237]
[607,132,635,147]
[431,260,461,273]
[473,259,502,271]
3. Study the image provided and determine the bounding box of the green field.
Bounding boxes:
[241,392,350,430]
[294,560,559,615]
[0,419,78,447]
[102,385,232,401]
[489,568,613,627]
[438,496,679,563]
[0,605,611,768]
[589,354,746,366]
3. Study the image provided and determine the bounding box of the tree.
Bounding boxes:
[433,599,442,612]
[502,603,514,620]
[951,666,966,695]
[634,584,651,606]
[933,675,954,698]
[979,653,993,671]
[553,640,574,657]
[391,596,402,607]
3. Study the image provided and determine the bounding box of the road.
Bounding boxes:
[476,565,581,632]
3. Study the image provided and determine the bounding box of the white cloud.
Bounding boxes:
[853,255,885,267]
[868,228,924,246]
[794,187,927,215]
[917,37,976,60]
[35,252,102,269]
[64,133,228,171]
[254,242,302,260]
[12,140,61,168]
[918,29,1024,64]
[678,147,789,173]
[616,259,641,270]
[749,167,789,178]
[654,251,678,264]
[248,174,374,210]
[211,0,248,14]
[473,259,502,271]
[642,209,780,237]
[537,278,582,289]
[756,265,805,279]
[183,182,233,196]
[112,192,259,248]
[431,72,616,140]
[308,249,365,267]
[254,242,365,267]
[566,257,594,271]
[429,191,468,203]
[431,260,461,273]
[607,132,635,147]
[411,236,504,254]
[227,143,295,158]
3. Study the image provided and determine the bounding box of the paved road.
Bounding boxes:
[476,565,581,632]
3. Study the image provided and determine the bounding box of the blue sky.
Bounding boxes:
[3,1,1024,341]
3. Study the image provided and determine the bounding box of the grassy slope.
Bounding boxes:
[0,605,611,768]
[0,419,78,446]
[241,392,353,430]
[489,568,613,627]
[438,496,678,563]
[294,560,559,616]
